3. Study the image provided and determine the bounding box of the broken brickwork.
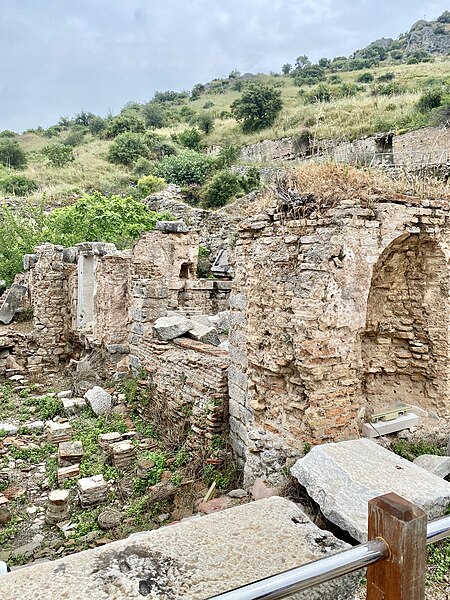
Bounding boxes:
[228,195,450,484]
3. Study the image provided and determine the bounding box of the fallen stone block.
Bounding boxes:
[57,390,72,399]
[362,412,420,438]
[156,220,189,233]
[85,386,112,416]
[62,397,87,415]
[98,432,123,450]
[153,315,195,341]
[198,496,233,514]
[0,423,18,435]
[291,438,450,542]
[58,441,84,467]
[46,421,72,444]
[46,489,70,525]
[250,477,282,501]
[413,454,450,478]
[0,284,27,325]
[57,464,80,484]
[187,322,220,346]
[111,441,135,469]
[0,497,359,600]
[78,475,109,507]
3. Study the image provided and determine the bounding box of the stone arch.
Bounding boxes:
[362,232,450,416]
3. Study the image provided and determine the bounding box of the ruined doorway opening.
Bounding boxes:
[179,262,193,279]
[362,233,450,416]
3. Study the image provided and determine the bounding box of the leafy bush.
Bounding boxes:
[304,83,332,103]
[44,192,171,248]
[416,88,444,113]
[143,102,167,128]
[216,143,241,169]
[107,132,148,165]
[377,72,395,82]
[137,175,167,197]
[106,113,145,138]
[88,115,106,135]
[371,82,403,97]
[0,130,15,138]
[42,143,74,167]
[0,202,47,284]
[0,174,37,196]
[293,65,326,86]
[155,150,214,185]
[174,128,202,150]
[201,171,243,208]
[201,168,260,209]
[231,82,283,132]
[356,72,374,83]
[63,129,85,147]
[197,112,215,134]
[133,157,153,178]
[0,139,26,169]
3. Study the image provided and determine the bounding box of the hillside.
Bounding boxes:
[0,11,449,208]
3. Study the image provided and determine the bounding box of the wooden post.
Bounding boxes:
[366,492,427,600]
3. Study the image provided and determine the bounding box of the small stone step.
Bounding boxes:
[57,464,80,484]
[46,421,72,444]
[78,475,109,507]
[58,441,84,467]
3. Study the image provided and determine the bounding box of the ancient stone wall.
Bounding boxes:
[137,337,229,448]
[393,126,450,167]
[27,244,74,373]
[229,196,450,484]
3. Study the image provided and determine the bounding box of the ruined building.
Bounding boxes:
[2,183,450,485]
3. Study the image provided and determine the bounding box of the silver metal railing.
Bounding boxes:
[208,514,450,600]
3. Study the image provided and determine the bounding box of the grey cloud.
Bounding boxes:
[0,0,449,131]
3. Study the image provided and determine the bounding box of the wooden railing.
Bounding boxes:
[208,492,450,600]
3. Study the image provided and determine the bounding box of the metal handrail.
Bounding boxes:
[208,514,450,600]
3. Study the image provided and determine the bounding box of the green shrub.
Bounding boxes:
[0,130,16,138]
[137,175,167,197]
[63,129,85,147]
[304,83,332,103]
[155,150,214,185]
[293,65,326,86]
[197,113,215,134]
[107,132,148,165]
[356,72,374,83]
[88,115,106,135]
[437,10,450,23]
[371,82,403,97]
[144,133,177,159]
[377,72,395,82]
[106,113,145,138]
[0,139,26,169]
[0,174,37,196]
[216,143,241,169]
[143,102,167,128]
[44,192,171,248]
[133,157,153,178]
[416,88,444,113]
[201,171,243,208]
[174,128,202,150]
[42,144,74,167]
[231,82,283,132]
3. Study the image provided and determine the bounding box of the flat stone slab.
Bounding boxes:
[291,439,450,542]
[156,220,189,233]
[413,454,450,478]
[85,386,112,416]
[153,315,195,341]
[362,413,420,438]
[0,498,358,600]
[0,283,27,325]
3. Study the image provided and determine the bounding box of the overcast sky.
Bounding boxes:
[1,0,448,132]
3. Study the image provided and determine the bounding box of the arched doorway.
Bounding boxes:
[362,233,450,416]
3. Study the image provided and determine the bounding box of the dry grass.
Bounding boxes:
[252,162,450,217]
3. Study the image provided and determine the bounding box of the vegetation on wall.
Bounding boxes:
[0,193,172,284]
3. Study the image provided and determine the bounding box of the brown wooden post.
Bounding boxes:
[366,492,427,600]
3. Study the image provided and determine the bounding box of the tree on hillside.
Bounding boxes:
[0,139,26,169]
[230,82,283,133]
[295,55,310,70]
[282,63,292,75]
